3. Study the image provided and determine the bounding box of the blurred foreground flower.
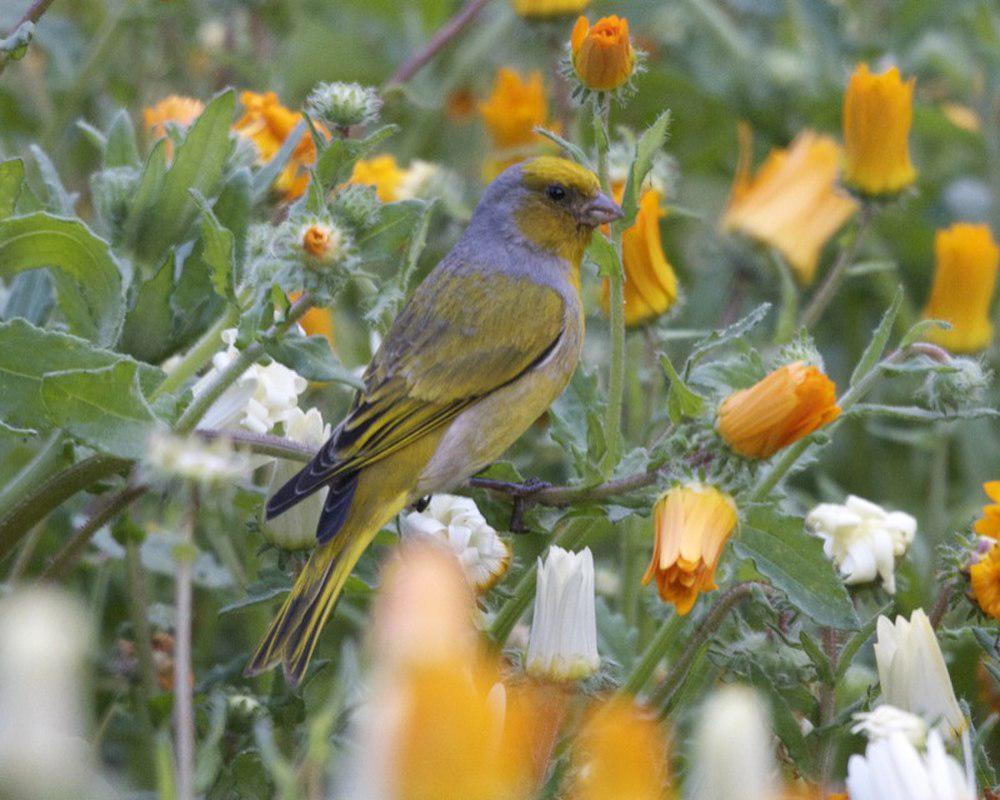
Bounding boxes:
[690,685,780,800]
[642,483,738,615]
[806,495,916,594]
[511,0,589,18]
[874,609,966,737]
[146,431,249,487]
[723,128,858,284]
[143,95,204,156]
[601,188,678,326]
[842,64,917,197]
[970,542,1000,620]
[565,698,670,800]
[0,588,100,799]
[400,494,511,592]
[921,223,999,353]
[525,546,599,681]
[717,361,841,459]
[194,328,307,435]
[263,408,330,550]
[851,704,928,746]
[845,730,973,800]
[234,91,324,200]
[974,480,1000,538]
[570,15,636,93]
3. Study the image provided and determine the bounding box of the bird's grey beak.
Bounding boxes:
[580,192,624,227]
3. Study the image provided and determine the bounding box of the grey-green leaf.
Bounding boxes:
[104,109,141,169]
[850,287,902,387]
[265,336,364,388]
[0,158,24,219]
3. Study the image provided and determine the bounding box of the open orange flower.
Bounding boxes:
[479,68,549,151]
[717,361,841,459]
[642,483,738,615]
[142,95,204,157]
[921,223,999,354]
[842,64,917,197]
[974,481,1000,539]
[722,127,858,284]
[570,15,636,92]
[602,188,678,326]
[233,91,325,200]
[971,543,1000,621]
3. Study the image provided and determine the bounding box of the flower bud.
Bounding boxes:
[332,182,382,230]
[306,81,382,130]
[842,64,917,197]
[570,15,636,93]
[922,356,991,411]
[299,221,344,264]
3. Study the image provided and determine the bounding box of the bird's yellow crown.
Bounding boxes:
[521,156,601,198]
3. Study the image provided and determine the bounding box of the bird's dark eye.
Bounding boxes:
[546,184,567,202]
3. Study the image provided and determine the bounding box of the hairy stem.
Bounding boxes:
[818,627,842,789]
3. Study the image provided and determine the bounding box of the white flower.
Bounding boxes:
[874,610,966,737]
[399,494,510,592]
[806,495,917,594]
[263,407,329,550]
[0,588,100,798]
[690,686,780,800]
[846,730,974,800]
[194,329,307,435]
[146,431,250,486]
[851,705,928,747]
[524,546,599,681]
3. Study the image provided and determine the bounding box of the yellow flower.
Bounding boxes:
[971,544,1000,621]
[565,698,671,800]
[602,188,679,326]
[717,361,841,459]
[511,0,588,18]
[233,91,324,200]
[642,483,738,615]
[570,15,636,93]
[142,95,205,157]
[842,64,917,197]
[722,127,858,284]
[974,481,1000,539]
[921,223,1000,353]
[479,68,549,151]
[349,154,407,203]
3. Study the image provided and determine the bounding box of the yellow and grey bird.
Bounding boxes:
[248,156,622,684]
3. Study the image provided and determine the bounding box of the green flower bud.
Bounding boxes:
[306,82,381,130]
[922,357,992,412]
[332,182,382,231]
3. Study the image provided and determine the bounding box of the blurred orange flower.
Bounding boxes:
[479,68,549,151]
[642,483,738,615]
[143,95,204,157]
[570,15,636,92]
[975,481,1000,539]
[350,154,407,203]
[921,223,999,353]
[971,543,1000,621]
[717,361,841,459]
[722,127,858,284]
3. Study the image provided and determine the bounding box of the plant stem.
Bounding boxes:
[818,627,842,789]
[125,536,159,779]
[150,305,240,401]
[387,0,494,85]
[799,206,875,330]
[469,468,661,509]
[0,430,65,519]
[618,612,684,696]
[174,488,198,800]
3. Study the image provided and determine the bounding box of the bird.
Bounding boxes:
[247,156,623,685]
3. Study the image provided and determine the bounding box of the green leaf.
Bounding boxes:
[835,604,890,682]
[120,254,175,362]
[197,204,236,303]
[849,287,902,387]
[137,90,236,261]
[900,318,948,348]
[104,109,141,168]
[0,213,125,345]
[29,145,77,216]
[2,269,52,325]
[213,168,252,269]
[548,365,606,483]
[534,127,591,167]
[265,336,364,388]
[733,507,858,630]
[799,630,833,684]
[659,352,705,423]
[41,361,163,459]
[585,232,619,280]
[314,124,399,189]
[0,159,24,219]
[847,404,1000,422]
[619,110,671,227]
[124,138,168,248]
[219,573,292,615]
[746,661,815,776]
[685,303,771,375]
[356,199,426,268]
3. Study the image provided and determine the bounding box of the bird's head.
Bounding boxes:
[475,156,623,266]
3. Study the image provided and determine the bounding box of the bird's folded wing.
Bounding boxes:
[302,268,566,488]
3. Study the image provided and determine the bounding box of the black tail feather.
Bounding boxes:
[316,476,358,544]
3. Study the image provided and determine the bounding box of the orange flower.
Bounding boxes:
[479,68,549,151]
[511,0,589,18]
[142,95,205,157]
[921,223,999,354]
[717,361,841,459]
[570,15,636,92]
[971,543,1000,621]
[642,483,738,615]
[602,188,678,326]
[722,127,858,284]
[288,291,335,350]
[349,154,407,203]
[842,64,917,197]
[974,481,1000,539]
[565,698,671,800]
[233,91,324,200]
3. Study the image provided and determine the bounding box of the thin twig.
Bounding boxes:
[388,0,494,85]
[468,468,661,508]
[7,0,57,29]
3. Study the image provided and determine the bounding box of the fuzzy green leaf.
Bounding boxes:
[585,232,619,280]
[0,159,24,219]
[265,336,364,388]
[659,352,705,423]
[104,109,141,169]
[120,254,176,362]
[619,110,670,227]
[198,204,236,303]
[850,287,902,387]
